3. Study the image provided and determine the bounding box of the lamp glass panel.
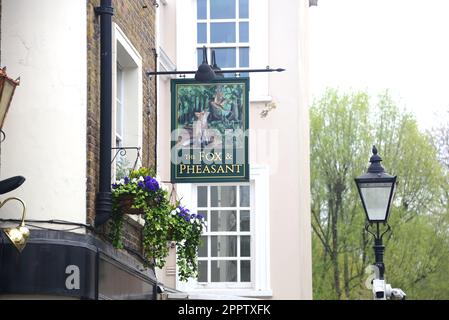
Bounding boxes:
[359,182,393,221]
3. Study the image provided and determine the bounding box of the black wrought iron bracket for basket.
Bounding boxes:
[111,146,142,172]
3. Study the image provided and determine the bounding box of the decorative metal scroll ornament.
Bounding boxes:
[111,146,142,171]
[1,197,29,252]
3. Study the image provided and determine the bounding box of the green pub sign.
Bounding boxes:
[171,78,249,183]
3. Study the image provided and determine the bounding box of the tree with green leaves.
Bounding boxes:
[311,89,449,299]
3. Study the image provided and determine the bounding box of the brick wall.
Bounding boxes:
[86,0,156,253]
[1,0,2,64]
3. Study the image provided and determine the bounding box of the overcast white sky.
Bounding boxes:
[308,0,449,131]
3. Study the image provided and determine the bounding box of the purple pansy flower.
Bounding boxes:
[145,177,159,192]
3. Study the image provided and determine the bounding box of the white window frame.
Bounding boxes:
[195,183,253,289]
[112,24,143,175]
[115,63,125,147]
[175,165,272,298]
[176,0,270,102]
[196,0,250,74]
[112,24,145,226]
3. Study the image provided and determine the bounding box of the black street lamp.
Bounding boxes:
[355,146,397,280]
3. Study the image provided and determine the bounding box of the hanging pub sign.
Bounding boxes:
[171,78,249,183]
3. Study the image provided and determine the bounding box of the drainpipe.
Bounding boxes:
[152,48,158,169]
[95,0,114,227]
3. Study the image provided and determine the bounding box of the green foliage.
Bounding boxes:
[129,166,156,179]
[110,168,206,281]
[311,88,449,299]
[115,156,132,180]
[176,83,244,134]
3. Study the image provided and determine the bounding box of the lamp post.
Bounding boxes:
[355,146,406,300]
[355,146,396,280]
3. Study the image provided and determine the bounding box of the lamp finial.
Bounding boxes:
[368,145,384,173]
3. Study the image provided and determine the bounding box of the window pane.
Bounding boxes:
[198,236,208,257]
[197,23,207,43]
[116,137,122,148]
[210,0,235,19]
[239,0,249,18]
[116,66,123,97]
[241,260,250,282]
[197,186,208,207]
[116,66,123,139]
[198,210,208,223]
[241,236,250,257]
[211,210,237,231]
[198,261,208,282]
[211,23,236,43]
[240,210,250,231]
[211,186,237,207]
[197,48,203,67]
[213,48,236,68]
[239,48,249,68]
[197,0,207,19]
[116,102,123,138]
[239,72,249,78]
[239,22,249,42]
[211,261,237,282]
[239,185,250,206]
[211,236,237,257]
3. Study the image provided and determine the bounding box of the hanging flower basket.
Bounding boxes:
[118,194,144,215]
[110,167,207,281]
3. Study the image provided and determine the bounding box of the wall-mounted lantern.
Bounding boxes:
[0,67,20,130]
[0,68,28,251]
[1,197,29,252]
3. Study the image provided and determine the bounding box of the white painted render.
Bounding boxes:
[156,0,312,299]
[0,0,87,226]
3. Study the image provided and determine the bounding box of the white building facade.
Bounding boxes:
[156,0,313,300]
